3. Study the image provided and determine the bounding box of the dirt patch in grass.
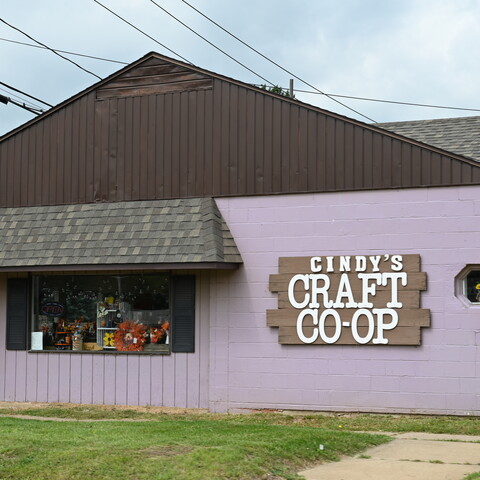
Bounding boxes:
[0,401,207,415]
[3,402,480,438]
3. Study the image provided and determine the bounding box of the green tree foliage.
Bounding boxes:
[260,84,295,99]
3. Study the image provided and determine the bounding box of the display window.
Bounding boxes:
[464,270,480,304]
[31,273,171,353]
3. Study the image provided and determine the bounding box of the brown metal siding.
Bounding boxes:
[1,62,480,208]
[96,56,213,100]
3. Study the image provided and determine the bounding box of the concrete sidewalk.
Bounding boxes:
[300,432,480,480]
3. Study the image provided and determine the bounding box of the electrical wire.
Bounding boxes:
[149,0,275,87]
[0,86,41,109]
[292,88,480,114]
[0,37,128,65]
[1,94,44,115]
[10,99,43,115]
[92,0,192,64]
[2,11,477,118]
[0,18,102,80]
[180,0,376,123]
[3,34,477,116]
[0,81,53,107]
[0,87,43,111]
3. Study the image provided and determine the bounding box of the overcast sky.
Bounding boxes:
[1,0,480,136]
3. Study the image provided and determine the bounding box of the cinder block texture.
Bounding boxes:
[215,185,480,414]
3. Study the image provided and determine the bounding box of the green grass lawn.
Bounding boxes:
[0,409,389,480]
[1,403,480,434]
[1,404,480,480]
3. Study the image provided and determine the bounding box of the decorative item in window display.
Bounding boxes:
[113,321,147,351]
[72,331,83,351]
[71,320,87,351]
[33,273,172,353]
[150,321,169,344]
[54,331,71,350]
[83,322,96,342]
[103,332,115,348]
[462,270,480,303]
[39,319,54,347]
[97,302,109,323]
[54,319,71,350]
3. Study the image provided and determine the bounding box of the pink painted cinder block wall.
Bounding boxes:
[214,185,480,414]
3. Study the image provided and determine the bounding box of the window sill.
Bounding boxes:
[454,295,480,308]
[28,348,170,355]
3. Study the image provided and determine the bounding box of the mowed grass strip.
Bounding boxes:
[1,403,480,435]
[0,415,389,480]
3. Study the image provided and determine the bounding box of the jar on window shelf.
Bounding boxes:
[72,332,83,351]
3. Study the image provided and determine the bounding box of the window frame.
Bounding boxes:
[455,265,480,307]
[4,272,196,355]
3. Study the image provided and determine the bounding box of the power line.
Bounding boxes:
[0,86,42,109]
[92,0,192,64]
[149,0,275,87]
[0,37,128,65]
[0,87,43,111]
[0,18,102,80]
[292,88,480,113]
[180,0,376,123]
[0,81,53,107]
[1,14,476,118]
[0,94,43,115]
[9,98,43,115]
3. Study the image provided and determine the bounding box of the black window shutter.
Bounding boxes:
[6,278,29,350]
[172,275,195,353]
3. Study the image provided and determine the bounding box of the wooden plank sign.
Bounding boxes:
[268,254,430,346]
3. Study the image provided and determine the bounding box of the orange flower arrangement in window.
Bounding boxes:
[150,321,170,343]
[113,321,147,351]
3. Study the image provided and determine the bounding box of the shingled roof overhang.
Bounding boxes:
[0,198,242,272]
[376,116,480,163]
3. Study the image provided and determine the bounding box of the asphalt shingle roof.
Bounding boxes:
[0,198,242,269]
[377,116,480,162]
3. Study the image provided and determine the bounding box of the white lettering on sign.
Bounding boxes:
[289,255,406,345]
[310,257,322,272]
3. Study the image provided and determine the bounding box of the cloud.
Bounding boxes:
[1,0,480,134]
